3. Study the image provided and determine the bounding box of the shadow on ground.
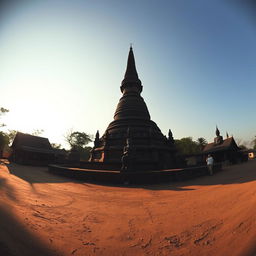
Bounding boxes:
[0,203,60,256]
[145,160,256,190]
[5,160,256,191]
[0,163,63,256]
[7,162,85,185]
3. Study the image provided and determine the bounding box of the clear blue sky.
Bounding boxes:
[0,0,255,148]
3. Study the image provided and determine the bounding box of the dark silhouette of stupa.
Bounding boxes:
[89,47,175,171]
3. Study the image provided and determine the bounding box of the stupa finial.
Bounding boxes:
[121,47,142,94]
[216,126,220,137]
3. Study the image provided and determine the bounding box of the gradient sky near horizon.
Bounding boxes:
[0,0,255,148]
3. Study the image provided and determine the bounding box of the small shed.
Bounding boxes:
[10,132,54,165]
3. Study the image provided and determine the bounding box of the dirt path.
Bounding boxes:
[0,160,256,256]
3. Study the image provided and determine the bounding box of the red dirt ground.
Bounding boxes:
[0,160,256,256]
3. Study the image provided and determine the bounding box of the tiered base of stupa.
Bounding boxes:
[89,119,175,171]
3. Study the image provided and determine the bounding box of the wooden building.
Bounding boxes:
[10,132,54,165]
[203,128,245,164]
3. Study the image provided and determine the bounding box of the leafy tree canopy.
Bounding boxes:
[6,130,18,146]
[65,130,92,150]
[0,107,9,127]
[252,136,256,150]
[32,129,44,136]
[196,137,207,151]
[51,143,62,149]
[175,137,201,156]
[0,108,9,114]
[0,131,10,150]
[0,108,10,150]
[239,145,247,150]
[65,130,93,161]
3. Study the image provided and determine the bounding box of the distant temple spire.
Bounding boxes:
[168,129,174,143]
[96,130,99,139]
[226,132,229,138]
[216,126,220,137]
[121,47,142,94]
[94,130,100,147]
[214,126,223,145]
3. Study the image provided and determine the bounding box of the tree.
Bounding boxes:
[0,132,10,157]
[237,138,250,150]
[0,107,9,114]
[32,129,44,136]
[51,143,62,149]
[239,145,247,150]
[175,137,200,156]
[252,136,256,150]
[196,137,207,151]
[6,130,18,146]
[65,130,93,161]
[0,108,10,156]
[0,107,9,127]
[65,130,92,149]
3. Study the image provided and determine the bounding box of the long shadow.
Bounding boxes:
[244,243,256,256]
[143,161,256,190]
[0,204,61,256]
[3,161,256,256]
[94,160,256,191]
[6,160,256,191]
[0,177,18,202]
[7,162,86,185]
[135,160,256,191]
[70,160,256,191]
[0,165,61,256]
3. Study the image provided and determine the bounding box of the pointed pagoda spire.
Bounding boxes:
[94,130,100,147]
[168,129,174,144]
[124,47,138,80]
[226,131,229,138]
[121,47,142,94]
[168,129,173,139]
[114,47,150,121]
[216,126,220,137]
[96,130,99,139]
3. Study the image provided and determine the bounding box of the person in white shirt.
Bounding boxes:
[206,154,214,175]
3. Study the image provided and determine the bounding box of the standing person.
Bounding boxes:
[206,154,214,175]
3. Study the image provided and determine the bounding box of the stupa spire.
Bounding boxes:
[121,47,142,94]
[216,126,220,137]
[124,47,138,80]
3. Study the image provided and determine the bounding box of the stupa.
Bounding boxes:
[89,47,175,171]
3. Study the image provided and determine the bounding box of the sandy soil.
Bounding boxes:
[0,160,256,256]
